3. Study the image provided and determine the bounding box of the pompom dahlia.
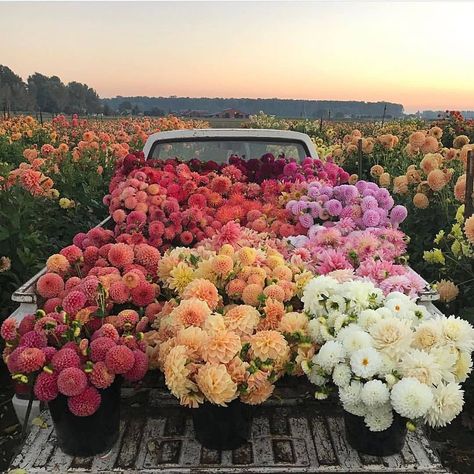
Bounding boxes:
[105,345,135,374]
[68,386,101,417]
[57,367,88,396]
[34,372,59,402]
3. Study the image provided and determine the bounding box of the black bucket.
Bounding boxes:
[192,399,252,450]
[48,377,122,457]
[344,411,407,456]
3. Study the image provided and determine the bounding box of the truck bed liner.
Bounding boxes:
[11,389,449,474]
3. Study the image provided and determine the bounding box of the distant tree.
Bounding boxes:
[0,65,32,112]
[28,73,67,113]
[144,106,165,117]
[118,100,132,114]
[102,103,113,116]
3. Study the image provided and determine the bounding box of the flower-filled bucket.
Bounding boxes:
[48,377,122,457]
[344,411,407,456]
[192,399,252,450]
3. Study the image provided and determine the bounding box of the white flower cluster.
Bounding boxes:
[302,276,474,431]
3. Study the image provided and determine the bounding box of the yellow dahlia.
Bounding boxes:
[236,247,257,266]
[168,262,195,293]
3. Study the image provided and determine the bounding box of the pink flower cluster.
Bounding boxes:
[105,161,310,249]
[1,308,148,417]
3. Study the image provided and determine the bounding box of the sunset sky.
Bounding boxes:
[1,1,473,113]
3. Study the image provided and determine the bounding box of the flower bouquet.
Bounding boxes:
[301,275,474,456]
[144,240,314,449]
[1,227,153,456]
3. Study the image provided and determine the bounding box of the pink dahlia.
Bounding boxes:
[17,347,46,373]
[60,245,83,264]
[109,281,130,304]
[91,323,119,342]
[43,298,63,313]
[36,273,65,299]
[89,361,115,389]
[34,372,58,402]
[57,367,88,396]
[62,290,87,314]
[1,318,17,342]
[19,331,47,348]
[124,350,148,382]
[116,309,139,329]
[68,386,101,417]
[130,281,155,307]
[18,314,35,336]
[90,336,116,362]
[108,243,134,268]
[83,246,100,265]
[51,348,81,372]
[42,346,57,363]
[105,345,135,374]
[65,276,82,291]
[134,244,160,270]
[315,249,352,274]
[81,276,100,301]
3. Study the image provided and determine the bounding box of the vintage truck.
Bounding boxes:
[9,129,446,474]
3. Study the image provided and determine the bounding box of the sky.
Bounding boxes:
[0,1,473,113]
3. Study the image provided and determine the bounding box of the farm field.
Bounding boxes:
[2,111,474,472]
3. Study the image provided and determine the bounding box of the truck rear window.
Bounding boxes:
[148,138,309,162]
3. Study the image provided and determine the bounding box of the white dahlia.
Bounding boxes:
[430,346,457,383]
[440,316,474,353]
[364,404,394,432]
[424,382,464,428]
[308,318,324,344]
[399,349,443,386]
[358,309,382,331]
[339,380,363,406]
[343,401,367,417]
[390,377,434,419]
[454,351,473,383]
[360,380,390,406]
[332,363,352,388]
[313,340,346,372]
[350,347,382,378]
[301,276,339,316]
[337,324,373,355]
[412,320,443,351]
[370,317,413,359]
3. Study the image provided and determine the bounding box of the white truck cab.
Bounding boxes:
[143,128,319,162]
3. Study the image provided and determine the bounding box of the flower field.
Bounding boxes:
[1,112,474,468]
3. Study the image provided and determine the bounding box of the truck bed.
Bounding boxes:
[11,387,448,474]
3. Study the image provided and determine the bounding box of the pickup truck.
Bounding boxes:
[9,128,446,474]
[10,128,439,324]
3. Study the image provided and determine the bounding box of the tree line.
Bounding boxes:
[0,65,102,115]
[1,63,406,119]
